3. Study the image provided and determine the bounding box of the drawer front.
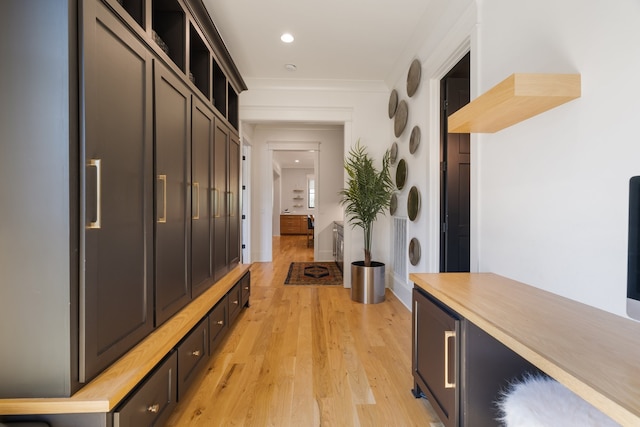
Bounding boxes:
[177,319,209,398]
[228,281,243,325]
[240,271,250,307]
[113,351,177,427]
[209,296,228,354]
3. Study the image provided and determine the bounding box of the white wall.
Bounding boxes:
[474,0,640,317]
[280,168,314,214]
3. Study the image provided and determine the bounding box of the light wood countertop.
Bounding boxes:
[0,264,251,415]
[410,273,640,426]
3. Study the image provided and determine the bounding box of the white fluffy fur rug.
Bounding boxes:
[497,375,621,427]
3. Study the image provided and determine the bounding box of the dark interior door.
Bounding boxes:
[440,55,470,272]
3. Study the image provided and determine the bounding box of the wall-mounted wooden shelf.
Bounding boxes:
[448,73,581,133]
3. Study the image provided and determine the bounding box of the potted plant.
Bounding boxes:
[339,140,395,303]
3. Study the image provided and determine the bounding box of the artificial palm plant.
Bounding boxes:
[339,140,395,266]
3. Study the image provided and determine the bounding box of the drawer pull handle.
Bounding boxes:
[191,350,201,357]
[244,286,249,290]
[444,330,456,389]
[232,300,239,305]
[217,320,224,325]
[157,174,167,223]
[147,403,160,413]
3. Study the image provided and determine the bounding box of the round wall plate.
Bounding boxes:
[396,159,407,190]
[409,237,421,265]
[388,89,398,118]
[390,193,398,215]
[409,126,421,154]
[394,100,408,137]
[407,186,420,221]
[407,59,422,97]
[390,142,398,164]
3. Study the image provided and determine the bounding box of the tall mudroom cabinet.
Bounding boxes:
[0,0,246,406]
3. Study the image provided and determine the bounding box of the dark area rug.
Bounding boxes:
[284,262,344,286]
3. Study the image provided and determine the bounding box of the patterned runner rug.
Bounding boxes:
[284,262,344,286]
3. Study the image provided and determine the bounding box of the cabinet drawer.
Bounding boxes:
[177,319,209,399]
[228,281,243,325]
[113,351,177,427]
[208,296,228,354]
[240,271,250,307]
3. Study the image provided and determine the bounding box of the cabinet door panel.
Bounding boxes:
[413,288,459,427]
[154,62,191,326]
[213,121,228,281]
[191,99,214,297]
[82,1,153,382]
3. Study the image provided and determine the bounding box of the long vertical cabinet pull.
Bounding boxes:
[158,174,167,223]
[192,182,200,219]
[213,188,220,217]
[87,159,102,229]
[444,330,456,389]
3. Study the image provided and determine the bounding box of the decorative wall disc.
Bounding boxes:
[396,159,407,190]
[390,193,398,215]
[409,237,421,266]
[390,142,398,164]
[388,89,398,118]
[409,126,421,154]
[407,186,420,221]
[394,100,408,137]
[407,59,422,97]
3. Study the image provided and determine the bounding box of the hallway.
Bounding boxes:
[166,235,440,426]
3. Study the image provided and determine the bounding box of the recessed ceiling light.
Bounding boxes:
[280,33,294,43]
[295,159,300,163]
[284,63,297,72]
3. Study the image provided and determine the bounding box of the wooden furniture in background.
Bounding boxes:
[280,214,309,235]
[447,73,581,133]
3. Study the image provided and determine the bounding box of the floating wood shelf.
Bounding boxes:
[448,73,581,133]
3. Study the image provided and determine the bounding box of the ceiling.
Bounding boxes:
[202,0,434,85]
[273,150,316,169]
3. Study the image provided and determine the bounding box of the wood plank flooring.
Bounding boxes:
[166,235,441,426]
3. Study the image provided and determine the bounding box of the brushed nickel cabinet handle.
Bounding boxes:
[147,403,160,413]
[192,182,200,219]
[158,174,167,223]
[213,188,220,218]
[444,330,456,389]
[87,159,101,229]
[191,350,201,357]
[232,299,239,305]
[217,320,224,325]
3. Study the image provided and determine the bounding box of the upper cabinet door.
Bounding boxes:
[81,1,154,383]
[154,61,192,326]
[213,120,229,281]
[191,98,215,297]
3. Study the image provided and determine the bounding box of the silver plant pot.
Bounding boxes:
[351,261,386,304]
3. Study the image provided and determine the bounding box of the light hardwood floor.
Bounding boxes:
[166,235,441,426]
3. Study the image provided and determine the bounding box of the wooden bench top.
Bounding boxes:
[0,263,251,415]
[410,272,640,426]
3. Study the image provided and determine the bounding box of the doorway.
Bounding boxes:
[440,52,470,272]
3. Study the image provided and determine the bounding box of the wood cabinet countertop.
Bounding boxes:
[410,272,640,426]
[0,264,251,415]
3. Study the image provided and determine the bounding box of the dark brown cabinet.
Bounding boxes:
[412,286,543,427]
[208,296,229,354]
[213,121,240,280]
[113,352,178,427]
[154,62,192,326]
[412,288,460,427]
[177,319,209,398]
[0,0,245,409]
[81,0,155,384]
[191,99,215,298]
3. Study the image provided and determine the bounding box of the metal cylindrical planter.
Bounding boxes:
[351,261,386,304]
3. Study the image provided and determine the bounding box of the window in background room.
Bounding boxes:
[308,175,315,209]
